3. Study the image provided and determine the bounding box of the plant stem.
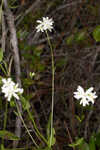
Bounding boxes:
[0,63,7,76]
[15,101,39,148]
[27,109,48,145]
[46,31,55,147]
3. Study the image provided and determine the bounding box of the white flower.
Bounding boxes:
[74,86,89,106]
[36,17,54,32]
[1,78,23,101]
[74,86,97,106]
[86,87,98,104]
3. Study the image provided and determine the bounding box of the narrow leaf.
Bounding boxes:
[0,48,3,62]
[93,25,100,42]
[0,130,20,140]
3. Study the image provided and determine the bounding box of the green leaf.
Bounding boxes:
[75,115,85,123]
[46,114,56,147]
[74,30,86,42]
[66,35,74,45]
[93,25,100,42]
[0,130,20,140]
[89,136,96,150]
[69,138,84,147]
[1,144,5,150]
[23,78,35,87]
[95,132,100,147]
[47,128,56,147]
[37,63,45,72]
[0,6,2,24]
[20,96,30,111]
[0,48,3,62]
[79,141,89,150]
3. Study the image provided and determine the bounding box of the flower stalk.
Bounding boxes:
[36,17,55,147]
[46,30,55,147]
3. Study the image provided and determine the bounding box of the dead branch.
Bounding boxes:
[4,0,22,147]
[2,11,6,52]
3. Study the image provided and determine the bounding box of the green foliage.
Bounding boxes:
[79,141,89,150]
[1,144,5,150]
[75,114,85,123]
[89,136,96,150]
[95,132,100,147]
[66,34,74,45]
[20,95,30,111]
[69,138,84,148]
[46,114,56,148]
[66,30,87,45]
[0,6,2,24]
[69,132,100,150]
[93,25,100,42]
[0,130,20,140]
[0,49,3,62]
[23,78,35,87]
[47,128,56,147]
[74,30,87,43]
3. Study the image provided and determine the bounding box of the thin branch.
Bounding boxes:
[2,11,6,52]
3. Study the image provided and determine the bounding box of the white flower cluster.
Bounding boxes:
[74,86,97,106]
[1,78,23,101]
[36,17,54,32]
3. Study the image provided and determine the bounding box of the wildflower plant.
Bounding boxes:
[0,16,55,150]
[36,17,55,147]
[0,77,39,148]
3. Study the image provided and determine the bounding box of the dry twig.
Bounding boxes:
[2,11,6,52]
[4,0,22,147]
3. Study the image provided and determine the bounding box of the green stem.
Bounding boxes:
[46,31,55,147]
[27,109,48,145]
[0,63,7,76]
[16,101,39,148]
